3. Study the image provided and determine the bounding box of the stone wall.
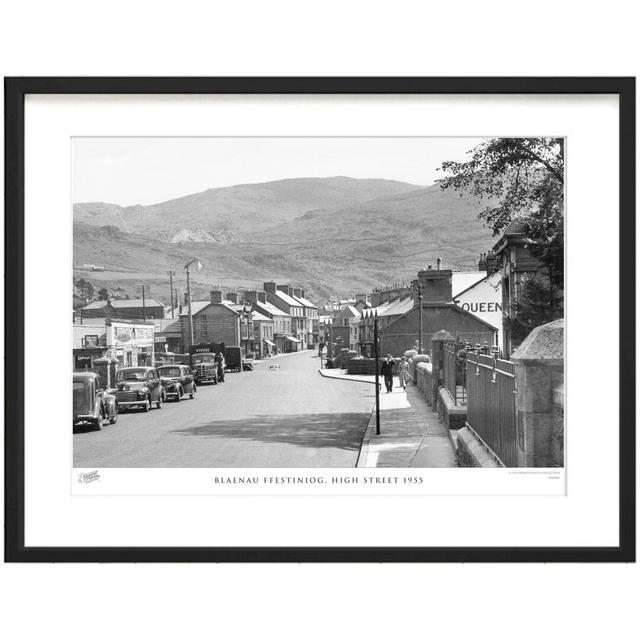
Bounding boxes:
[347,358,383,375]
[411,361,434,407]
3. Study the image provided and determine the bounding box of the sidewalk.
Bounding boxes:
[317,368,376,384]
[357,383,457,468]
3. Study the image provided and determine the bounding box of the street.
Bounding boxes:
[73,350,375,468]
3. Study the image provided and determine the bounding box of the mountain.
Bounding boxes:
[74,176,421,243]
[73,177,495,303]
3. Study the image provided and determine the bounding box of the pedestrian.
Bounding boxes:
[397,356,409,391]
[380,353,395,393]
[215,352,225,383]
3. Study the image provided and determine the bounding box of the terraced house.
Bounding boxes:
[264,281,305,351]
[180,289,254,353]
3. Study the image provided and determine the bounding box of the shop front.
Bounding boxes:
[284,336,302,353]
[72,326,108,370]
[105,320,156,367]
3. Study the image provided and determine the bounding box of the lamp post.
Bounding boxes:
[373,309,381,435]
[414,280,424,353]
[184,258,202,349]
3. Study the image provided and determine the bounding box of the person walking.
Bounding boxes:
[397,356,410,391]
[380,354,395,393]
[215,352,225,383]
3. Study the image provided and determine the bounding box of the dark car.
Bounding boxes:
[114,366,163,412]
[73,371,118,430]
[191,352,219,385]
[157,364,197,401]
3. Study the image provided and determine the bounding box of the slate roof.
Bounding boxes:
[273,290,303,307]
[82,298,163,310]
[292,294,318,309]
[452,272,487,298]
[255,300,288,317]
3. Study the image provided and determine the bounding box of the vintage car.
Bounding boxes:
[156,364,197,401]
[73,371,118,429]
[114,366,164,411]
[190,352,219,385]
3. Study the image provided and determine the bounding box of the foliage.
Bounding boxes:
[438,137,564,236]
[75,277,95,303]
[506,272,564,344]
[97,287,110,300]
[438,137,565,326]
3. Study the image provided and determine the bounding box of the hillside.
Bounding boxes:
[73,177,496,303]
[74,176,421,243]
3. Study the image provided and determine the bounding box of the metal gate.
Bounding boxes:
[466,352,517,466]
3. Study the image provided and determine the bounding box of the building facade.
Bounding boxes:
[264,281,304,351]
[80,298,166,320]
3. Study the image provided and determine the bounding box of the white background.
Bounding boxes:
[27,94,598,547]
[1,2,638,640]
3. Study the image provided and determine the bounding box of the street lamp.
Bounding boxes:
[184,258,202,349]
[414,280,424,353]
[371,308,381,436]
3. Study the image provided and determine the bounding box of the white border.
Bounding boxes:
[24,93,619,547]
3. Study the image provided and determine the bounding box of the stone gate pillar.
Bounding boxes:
[431,329,454,408]
[511,319,564,467]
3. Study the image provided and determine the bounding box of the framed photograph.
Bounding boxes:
[5,77,635,562]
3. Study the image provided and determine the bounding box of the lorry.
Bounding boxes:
[188,342,225,385]
[224,346,243,372]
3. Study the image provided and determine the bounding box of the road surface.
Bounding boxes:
[73,350,374,468]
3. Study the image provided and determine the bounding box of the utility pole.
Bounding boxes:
[373,309,380,436]
[418,282,423,353]
[184,258,202,349]
[142,284,146,321]
[169,270,175,318]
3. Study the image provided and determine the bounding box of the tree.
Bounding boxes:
[97,287,110,300]
[438,137,563,235]
[75,277,95,303]
[438,137,564,323]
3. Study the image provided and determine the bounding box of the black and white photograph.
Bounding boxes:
[72,136,565,472]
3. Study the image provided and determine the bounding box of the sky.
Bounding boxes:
[72,137,487,206]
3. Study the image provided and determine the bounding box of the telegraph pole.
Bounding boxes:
[418,282,423,353]
[142,284,146,321]
[184,258,202,349]
[169,270,175,318]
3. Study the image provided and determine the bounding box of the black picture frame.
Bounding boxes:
[4,77,635,563]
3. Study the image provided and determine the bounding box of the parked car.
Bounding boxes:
[114,366,163,411]
[156,364,197,401]
[190,352,219,385]
[73,371,118,430]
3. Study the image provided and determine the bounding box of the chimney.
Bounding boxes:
[417,267,453,303]
[263,281,277,294]
[436,257,442,270]
[244,290,258,304]
[277,284,293,296]
[370,292,381,307]
[355,293,368,304]
[478,252,487,272]
[226,292,239,304]
[257,291,266,304]
[300,289,306,299]
[293,287,303,298]
[183,292,189,306]
[210,289,223,303]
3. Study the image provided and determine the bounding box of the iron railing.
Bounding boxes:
[465,352,517,467]
[442,341,467,405]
